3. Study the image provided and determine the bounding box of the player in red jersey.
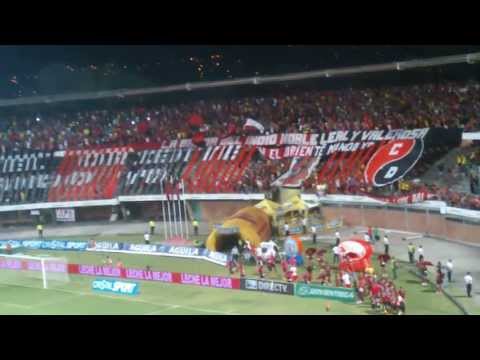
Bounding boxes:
[370,281,382,310]
[287,265,298,282]
[255,246,263,264]
[305,248,315,267]
[289,256,297,267]
[381,286,392,314]
[335,272,342,287]
[357,275,367,304]
[397,293,406,315]
[324,265,332,285]
[303,266,313,284]
[316,248,325,267]
[226,258,234,274]
[238,254,246,278]
[390,289,398,314]
[257,259,265,278]
[267,253,277,273]
[317,268,327,285]
[280,256,289,280]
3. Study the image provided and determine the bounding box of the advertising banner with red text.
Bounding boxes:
[67,263,241,290]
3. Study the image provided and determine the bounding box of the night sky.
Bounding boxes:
[0,45,479,99]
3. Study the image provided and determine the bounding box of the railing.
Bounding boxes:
[0,52,479,107]
[1,192,479,225]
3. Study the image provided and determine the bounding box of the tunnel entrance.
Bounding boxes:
[215,227,241,252]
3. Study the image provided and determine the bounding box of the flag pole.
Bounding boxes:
[160,180,168,242]
[172,181,179,236]
[182,179,189,241]
[166,185,173,240]
[177,182,184,239]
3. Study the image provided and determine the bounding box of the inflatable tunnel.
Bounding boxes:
[206,206,272,252]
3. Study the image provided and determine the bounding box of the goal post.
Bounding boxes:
[0,254,70,289]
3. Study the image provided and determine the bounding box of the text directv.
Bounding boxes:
[240,278,294,295]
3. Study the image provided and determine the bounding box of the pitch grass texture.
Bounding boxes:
[0,235,463,315]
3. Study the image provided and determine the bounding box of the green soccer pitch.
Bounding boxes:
[0,234,463,315]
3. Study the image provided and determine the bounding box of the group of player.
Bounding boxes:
[226,239,292,280]
[358,273,407,315]
[225,233,407,314]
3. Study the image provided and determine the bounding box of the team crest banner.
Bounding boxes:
[0,128,464,206]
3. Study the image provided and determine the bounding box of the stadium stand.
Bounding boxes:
[0,80,480,208]
[1,80,480,153]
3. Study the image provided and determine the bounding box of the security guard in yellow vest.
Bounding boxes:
[149,220,155,235]
[192,219,199,236]
[37,224,44,239]
[456,154,462,166]
[407,242,416,264]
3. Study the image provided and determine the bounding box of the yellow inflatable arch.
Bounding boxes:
[206,206,272,252]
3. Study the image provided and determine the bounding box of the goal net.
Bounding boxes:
[0,254,70,289]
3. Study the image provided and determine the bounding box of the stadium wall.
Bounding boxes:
[321,204,480,246]
[1,194,479,246]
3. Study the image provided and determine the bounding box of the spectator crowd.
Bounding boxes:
[1,80,480,153]
[1,80,480,209]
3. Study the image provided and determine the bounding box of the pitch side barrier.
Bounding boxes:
[1,193,478,221]
[1,192,480,244]
[0,239,228,266]
[0,255,355,301]
[0,194,264,213]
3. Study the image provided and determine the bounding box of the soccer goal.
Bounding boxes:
[0,254,70,289]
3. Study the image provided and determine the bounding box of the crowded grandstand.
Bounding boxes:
[0,46,479,315]
[0,80,479,208]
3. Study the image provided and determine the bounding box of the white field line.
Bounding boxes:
[168,304,238,315]
[379,229,420,236]
[352,226,420,236]
[0,282,237,315]
[144,305,180,315]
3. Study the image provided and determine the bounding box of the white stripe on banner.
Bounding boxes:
[85,248,226,266]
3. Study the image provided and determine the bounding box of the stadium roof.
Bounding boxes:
[0,51,479,108]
